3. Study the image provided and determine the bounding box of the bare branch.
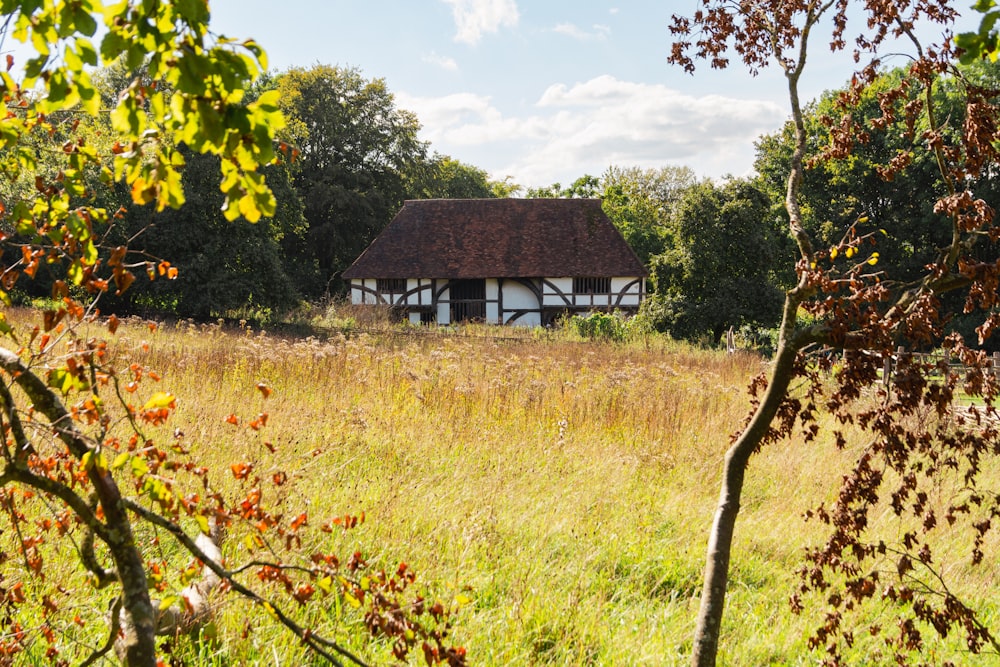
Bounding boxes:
[79,595,123,667]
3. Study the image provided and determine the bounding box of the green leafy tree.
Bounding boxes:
[600,164,697,267]
[644,178,784,343]
[523,167,697,267]
[275,65,427,295]
[106,150,302,319]
[524,174,601,199]
[100,60,309,318]
[489,175,523,198]
[956,0,1000,61]
[0,3,464,666]
[753,65,997,284]
[755,61,1000,348]
[4,57,309,320]
[408,154,498,199]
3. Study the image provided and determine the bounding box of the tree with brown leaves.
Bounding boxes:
[671,2,1000,664]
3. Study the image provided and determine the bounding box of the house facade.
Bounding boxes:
[342,198,647,326]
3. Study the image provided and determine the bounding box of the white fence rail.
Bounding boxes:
[880,346,1000,386]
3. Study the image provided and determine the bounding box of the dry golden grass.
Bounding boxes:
[5,309,1000,665]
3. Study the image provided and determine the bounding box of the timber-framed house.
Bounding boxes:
[342,198,647,326]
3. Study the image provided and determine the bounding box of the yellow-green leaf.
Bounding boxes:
[142,392,175,411]
[131,456,149,478]
[343,590,361,608]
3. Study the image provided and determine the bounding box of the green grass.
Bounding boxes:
[3,310,1000,665]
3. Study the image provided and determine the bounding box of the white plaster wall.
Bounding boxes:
[612,278,644,306]
[542,277,572,307]
[485,303,499,323]
[400,280,428,307]
[502,280,539,310]
[485,279,500,323]
[355,279,379,305]
[506,311,541,326]
[353,276,643,324]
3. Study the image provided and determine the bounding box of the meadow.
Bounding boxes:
[5,309,999,665]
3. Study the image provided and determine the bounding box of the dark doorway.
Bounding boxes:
[449,279,486,323]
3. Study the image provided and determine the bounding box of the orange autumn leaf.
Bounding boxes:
[231,463,253,479]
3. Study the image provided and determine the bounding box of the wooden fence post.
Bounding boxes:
[884,346,905,386]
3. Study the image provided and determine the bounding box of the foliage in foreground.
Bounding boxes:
[0,2,464,665]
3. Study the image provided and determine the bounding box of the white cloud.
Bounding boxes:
[441,0,519,45]
[552,23,610,41]
[399,76,788,188]
[397,92,542,145]
[422,52,459,71]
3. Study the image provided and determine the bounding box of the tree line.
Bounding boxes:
[7,56,999,350]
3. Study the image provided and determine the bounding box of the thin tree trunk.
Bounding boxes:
[690,297,805,665]
[687,9,818,661]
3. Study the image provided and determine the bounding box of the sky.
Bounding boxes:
[205,2,978,189]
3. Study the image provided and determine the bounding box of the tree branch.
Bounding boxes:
[80,595,123,667]
[122,499,367,667]
[0,375,34,461]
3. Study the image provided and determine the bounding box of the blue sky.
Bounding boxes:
[69,2,992,190]
[208,0,799,187]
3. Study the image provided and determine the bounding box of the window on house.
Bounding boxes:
[573,277,611,294]
[377,278,407,293]
[449,279,486,323]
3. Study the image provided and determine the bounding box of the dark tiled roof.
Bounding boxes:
[342,198,647,279]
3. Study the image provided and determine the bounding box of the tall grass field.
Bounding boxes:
[4,309,998,665]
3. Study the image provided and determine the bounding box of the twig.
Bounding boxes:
[80,595,123,667]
